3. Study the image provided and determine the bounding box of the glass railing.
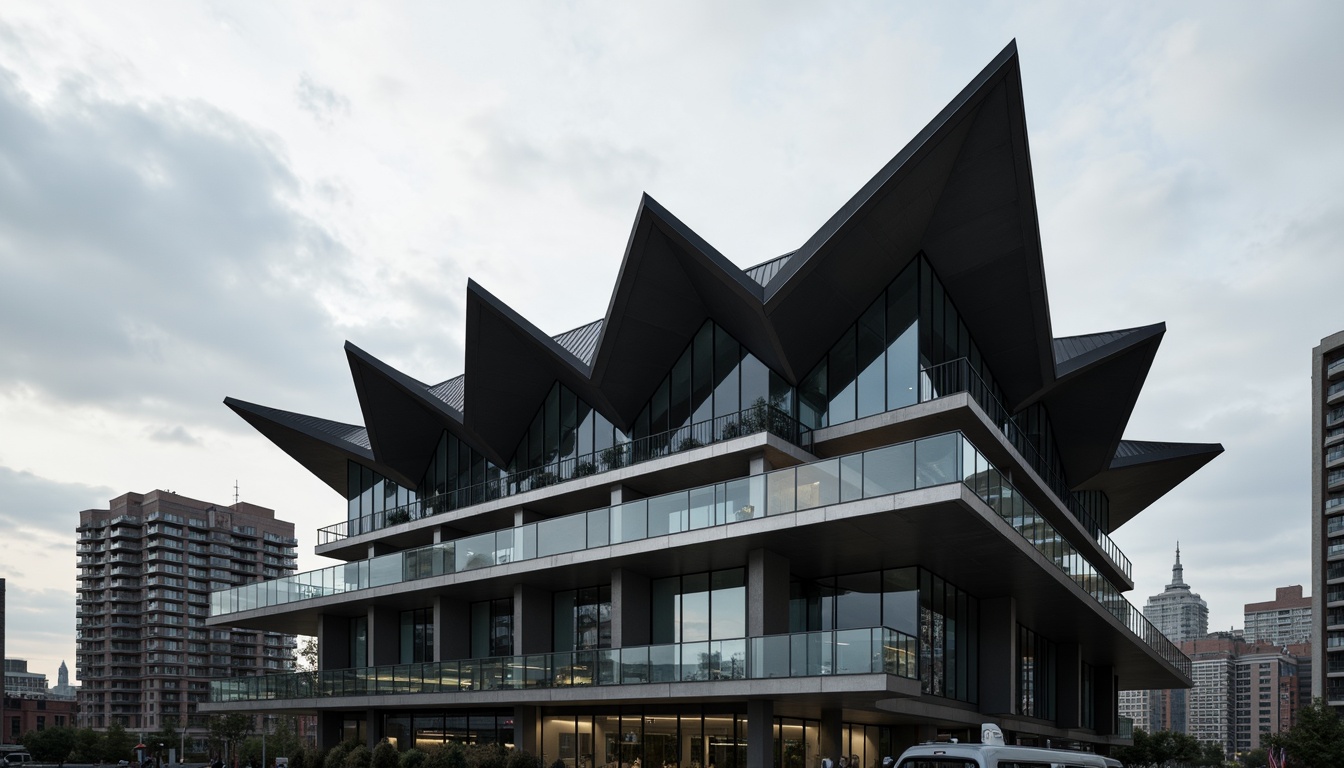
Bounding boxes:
[1331,357,1344,378]
[320,404,811,544]
[1330,470,1344,489]
[921,359,1131,580]
[208,627,916,703]
[212,430,1179,675]
[1329,447,1344,465]
[1329,381,1344,399]
[1329,408,1344,428]
[1327,496,1344,511]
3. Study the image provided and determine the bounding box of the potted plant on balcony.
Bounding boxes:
[574,460,597,477]
[386,510,411,525]
[600,445,628,471]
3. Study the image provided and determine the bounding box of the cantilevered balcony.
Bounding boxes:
[212,430,1178,677]
[207,627,917,705]
[318,403,811,546]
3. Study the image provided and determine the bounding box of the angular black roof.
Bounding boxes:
[225,41,1220,527]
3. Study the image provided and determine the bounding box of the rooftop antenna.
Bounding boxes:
[234,479,240,507]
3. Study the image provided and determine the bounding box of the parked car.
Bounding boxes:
[1,753,34,766]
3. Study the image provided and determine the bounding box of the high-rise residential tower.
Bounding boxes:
[200,43,1223,762]
[1245,586,1311,647]
[76,490,298,747]
[1311,330,1344,713]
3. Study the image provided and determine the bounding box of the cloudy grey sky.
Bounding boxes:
[0,2,1340,682]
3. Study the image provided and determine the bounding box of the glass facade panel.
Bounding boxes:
[862,443,914,497]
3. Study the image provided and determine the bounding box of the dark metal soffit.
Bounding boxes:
[223,397,386,495]
[762,40,1055,409]
[345,341,495,482]
[1027,323,1166,487]
[1077,440,1225,530]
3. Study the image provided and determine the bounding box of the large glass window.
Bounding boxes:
[470,598,513,658]
[789,566,976,704]
[508,383,624,478]
[651,568,747,643]
[348,615,367,669]
[1019,624,1056,719]
[553,585,612,652]
[400,608,433,664]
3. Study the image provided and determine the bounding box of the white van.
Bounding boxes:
[895,724,1121,768]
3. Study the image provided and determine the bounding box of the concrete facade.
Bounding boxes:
[1244,585,1312,646]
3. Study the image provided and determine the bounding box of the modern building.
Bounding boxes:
[76,490,299,747]
[1121,547,1210,735]
[1245,586,1311,647]
[202,42,1223,766]
[1173,637,1306,760]
[1311,330,1344,713]
[3,660,47,697]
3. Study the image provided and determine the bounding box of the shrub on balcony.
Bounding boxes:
[678,436,704,451]
[600,445,628,470]
[386,510,411,525]
[574,460,598,477]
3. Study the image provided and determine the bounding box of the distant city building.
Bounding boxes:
[76,490,299,748]
[49,661,76,701]
[1,577,5,745]
[1172,637,1306,759]
[3,660,47,697]
[1144,546,1210,643]
[1122,547,1211,734]
[2,695,75,741]
[1311,330,1344,713]
[1245,585,1312,646]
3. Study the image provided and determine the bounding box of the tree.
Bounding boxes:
[209,713,256,768]
[23,726,77,765]
[149,716,182,764]
[70,727,105,763]
[1266,698,1344,768]
[103,722,138,763]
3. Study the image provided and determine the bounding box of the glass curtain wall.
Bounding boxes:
[509,383,626,477]
[651,569,747,643]
[471,598,514,658]
[347,462,418,524]
[383,710,514,750]
[400,607,434,663]
[630,321,793,446]
[554,586,613,652]
[789,566,976,704]
[1018,624,1057,720]
[420,431,505,511]
[541,712,749,768]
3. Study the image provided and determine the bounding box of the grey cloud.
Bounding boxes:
[0,57,363,430]
[296,74,351,127]
[148,425,202,446]
[0,465,112,537]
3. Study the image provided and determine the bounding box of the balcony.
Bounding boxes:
[209,626,916,703]
[319,404,813,544]
[1330,357,1344,380]
[1330,380,1344,405]
[215,430,1174,675]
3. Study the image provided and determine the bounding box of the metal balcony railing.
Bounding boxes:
[209,626,916,702]
[319,403,811,544]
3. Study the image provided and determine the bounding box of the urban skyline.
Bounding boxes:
[0,3,1341,687]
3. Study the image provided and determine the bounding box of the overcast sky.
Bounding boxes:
[1,2,1341,684]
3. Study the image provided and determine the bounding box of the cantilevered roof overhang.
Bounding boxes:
[224,40,1220,536]
[1078,440,1225,530]
[224,397,406,494]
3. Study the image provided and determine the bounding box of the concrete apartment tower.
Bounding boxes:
[76,490,298,749]
[1312,330,1344,713]
[1245,586,1312,647]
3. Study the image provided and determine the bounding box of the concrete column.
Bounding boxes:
[366,709,382,750]
[748,451,773,476]
[979,596,1018,715]
[369,606,399,666]
[747,700,774,768]
[1093,666,1117,736]
[611,567,650,647]
[515,705,541,757]
[515,509,542,526]
[748,549,790,637]
[610,484,630,505]
[368,542,395,558]
[1056,643,1082,729]
[434,594,471,661]
[318,711,344,750]
[316,614,350,670]
[819,708,842,764]
[514,583,551,654]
